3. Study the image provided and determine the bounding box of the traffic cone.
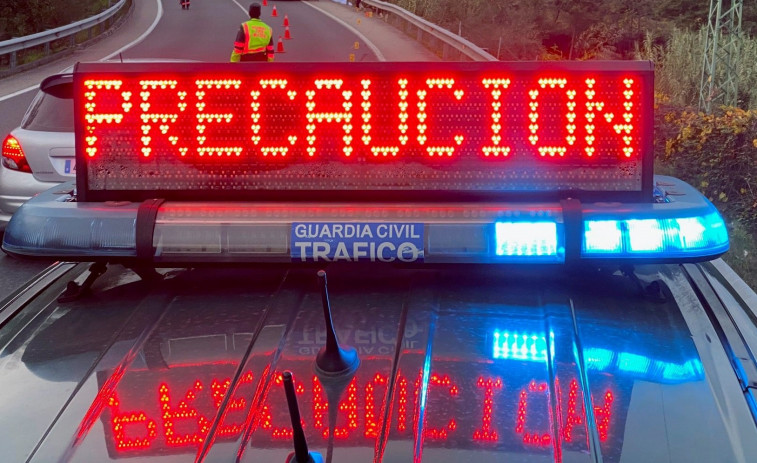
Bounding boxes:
[284,25,292,39]
[277,36,285,52]
[262,0,266,5]
[271,5,278,16]
[283,14,289,26]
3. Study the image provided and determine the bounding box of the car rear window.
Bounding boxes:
[21,91,74,132]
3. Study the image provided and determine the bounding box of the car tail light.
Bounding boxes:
[2,135,32,173]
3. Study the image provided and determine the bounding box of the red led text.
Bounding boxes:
[102,369,614,453]
[81,74,641,162]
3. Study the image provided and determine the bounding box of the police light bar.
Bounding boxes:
[2,176,728,264]
[73,61,654,202]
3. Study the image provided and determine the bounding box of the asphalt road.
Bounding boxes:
[0,0,438,297]
[0,0,385,139]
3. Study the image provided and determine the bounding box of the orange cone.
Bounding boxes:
[262,0,267,5]
[283,14,289,26]
[271,5,278,16]
[284,26,292,39]
[277,36,285,52]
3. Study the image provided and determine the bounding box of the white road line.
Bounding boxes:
[0,0,164,102]
[103,0,164,60]
[302,2,385,61]
[232,0,248,14]
[0,82,47,103]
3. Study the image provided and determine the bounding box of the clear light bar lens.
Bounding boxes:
[583,220,622,253]
[495,222,558,257]
[627,219,664,252]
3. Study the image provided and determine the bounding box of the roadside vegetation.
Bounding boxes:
[388,0,757,288]
[0,0,129,73]
[649,34,757,287]
[0,0,114,40]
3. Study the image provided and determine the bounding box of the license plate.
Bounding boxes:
[64,159,76,174]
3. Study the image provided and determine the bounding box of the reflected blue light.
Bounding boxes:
[617,352,652,374]
[495,222,558,257]
[492,330,551,362]
[492,330,704,383]
[583,347,614,370]
[657,359,705,381]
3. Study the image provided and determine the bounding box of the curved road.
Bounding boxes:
[0,0,438,296]
[1,0,425,137]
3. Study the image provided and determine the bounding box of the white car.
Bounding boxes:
[1,60,193,230]
[0,73,75,230]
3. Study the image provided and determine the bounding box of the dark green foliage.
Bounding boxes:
[389,0,755,60]
[0,0,110,41]
[655,103,757,288]
[656,105,757,231]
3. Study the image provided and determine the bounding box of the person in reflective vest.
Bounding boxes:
[230,3,274,62]
[180,0,190,9]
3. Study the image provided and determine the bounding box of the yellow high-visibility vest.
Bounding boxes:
[231,19,273,62]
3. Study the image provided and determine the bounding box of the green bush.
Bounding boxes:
[724,221,757,289]
[0,0,111,40]
[638,28,757,110]
[656,104,757,230]
[655,103,757,288]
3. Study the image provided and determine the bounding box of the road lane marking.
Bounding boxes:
[103,0,164,60]
[302,1,385,61]
[0,0,164,102]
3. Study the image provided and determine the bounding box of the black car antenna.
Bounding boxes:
[312,270,360,462]
[283,371,323,463]
[314,270,360,377]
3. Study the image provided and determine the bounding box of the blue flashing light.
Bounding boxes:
[627,216,727,253]
[494,222,559,258]
[627,219,664,252]
[674,217,707,248]
[583,221,622,254]
[583,213,729,260]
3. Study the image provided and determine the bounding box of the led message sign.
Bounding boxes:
[74,61,654,202]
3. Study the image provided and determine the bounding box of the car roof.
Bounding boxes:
[1,262,755,462]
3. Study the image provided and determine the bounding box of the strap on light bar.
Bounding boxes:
[560,198,583,265]
[1,177,730,265]
[136,199,164,260]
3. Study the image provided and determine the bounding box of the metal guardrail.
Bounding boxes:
[0,0,128,72]
[362,0,497,61]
